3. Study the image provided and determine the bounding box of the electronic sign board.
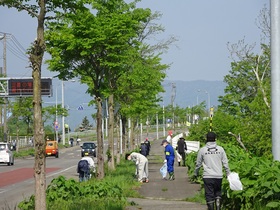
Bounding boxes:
[8,78,52,96]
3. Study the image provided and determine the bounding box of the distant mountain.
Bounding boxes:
[45,79,227,130]
[162,80,227,108]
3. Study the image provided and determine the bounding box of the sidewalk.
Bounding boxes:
[126,138,206,210]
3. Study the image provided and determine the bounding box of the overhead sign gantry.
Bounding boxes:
[0,77,52,97]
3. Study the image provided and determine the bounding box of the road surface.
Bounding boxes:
[0,145,85,210]
[0,131,170,210]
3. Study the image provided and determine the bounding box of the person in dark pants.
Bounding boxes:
[161,139,175,180]
[77,159,90,182]
[140,142,148,157]
[176,137,187,166]
[194,132,231,210]
[70,137,74,147]
[144,138,151,156]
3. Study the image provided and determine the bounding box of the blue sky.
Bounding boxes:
[0,0,269,129]
[0,0,268,82]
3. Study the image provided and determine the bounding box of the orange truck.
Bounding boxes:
[45,140,59,158]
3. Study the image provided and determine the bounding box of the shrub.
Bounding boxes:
[186,141,280,209]
[18,158,138,210]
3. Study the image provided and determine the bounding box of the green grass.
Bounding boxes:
[18,157,142,210]
[49,198,124,210]
[13,148,35,158]
[103,161,142,198]
[185,188,206,204]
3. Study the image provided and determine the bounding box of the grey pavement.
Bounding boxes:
[126,138,206,210]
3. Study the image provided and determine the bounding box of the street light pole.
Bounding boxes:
[0,33,7,141]
[205,91,211,114]
[196,89,201,105]
[162,104,165,136]
[55,87,58,141]
[61,81,65,145]
[271,0,280,161]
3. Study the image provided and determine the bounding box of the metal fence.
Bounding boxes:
[8,136,33,148]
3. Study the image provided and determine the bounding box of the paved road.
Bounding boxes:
[0,130,194,210]
[0,145,83,210]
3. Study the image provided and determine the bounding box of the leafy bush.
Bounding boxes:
[19,176,126,210]
[18,157,139,210]
[186,141,280,210]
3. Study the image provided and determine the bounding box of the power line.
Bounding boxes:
[6,42,28,61]
[0,32,28,62]
[11,35,27,53]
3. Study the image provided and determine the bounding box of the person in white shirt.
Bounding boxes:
[126,152,149,183]
[166,133,172,143]
[81,156,96,173]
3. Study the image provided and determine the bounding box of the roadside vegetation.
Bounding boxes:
[185,7,279,209]
[18,160,140,210]
[13,148,35,158]
[0,1,276,210]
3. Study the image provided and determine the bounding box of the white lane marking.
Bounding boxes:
[46,165,76,178]
[0,165,78,193]
[0,189,7,194]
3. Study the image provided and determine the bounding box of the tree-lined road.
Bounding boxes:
[0,131,166,210]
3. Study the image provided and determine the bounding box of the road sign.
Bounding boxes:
[77,105,84,111]
[54,121,59,130]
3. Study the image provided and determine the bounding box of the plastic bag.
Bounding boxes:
[176,151,182,162]
[228,172,243,191]
[160,162,167,178]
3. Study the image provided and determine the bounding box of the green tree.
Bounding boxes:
[116,53,167,151]
[115,11,176,151]
[10,97,33,135]
[219,42,271,156]
[0,0,48,207]
[45,0,154,176]
[0,0,79,209]
[81,116,90,130]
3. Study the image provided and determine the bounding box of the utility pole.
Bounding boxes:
[171,83,176,132]
[0,32,7,141]
[162,103,165,136]
[271,0,280,161]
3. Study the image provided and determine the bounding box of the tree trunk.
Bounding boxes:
[107,94,115,170]
[116,115,121,164]
[121,117,127,153]
[130,118,136,150]
[96,97,104,179]
[32,51,46,210]
[30,1,47,209]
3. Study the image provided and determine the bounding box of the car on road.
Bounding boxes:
[81,142,96,157]
[45,140,59,158]
[0,142,14,166]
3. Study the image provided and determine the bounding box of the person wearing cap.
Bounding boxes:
[176,137,187,166]
[194,132,231,210]
[161,139,175,180]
